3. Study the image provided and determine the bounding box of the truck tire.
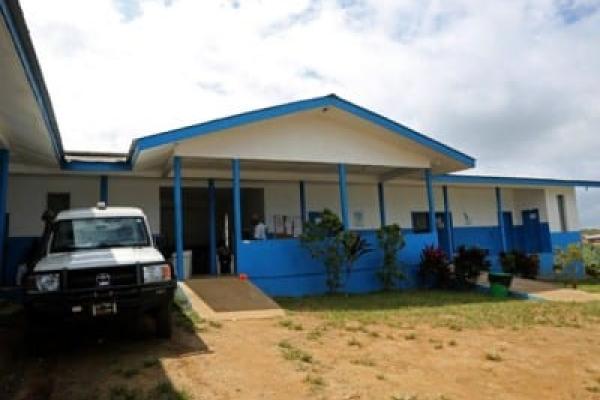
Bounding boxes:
[155,302,172,339]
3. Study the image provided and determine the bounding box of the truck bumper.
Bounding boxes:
[24,281,176,320]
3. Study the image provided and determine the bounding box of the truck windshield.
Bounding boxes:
[50,217,150,253]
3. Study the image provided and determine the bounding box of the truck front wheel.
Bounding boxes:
[155,302,172,339]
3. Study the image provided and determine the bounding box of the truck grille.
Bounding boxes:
[67,266,138,290]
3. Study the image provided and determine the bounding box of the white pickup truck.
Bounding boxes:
[23,203,176,338]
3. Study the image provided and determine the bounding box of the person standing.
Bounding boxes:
[251,213,267,240]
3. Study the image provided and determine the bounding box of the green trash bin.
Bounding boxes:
[490,282,509,298]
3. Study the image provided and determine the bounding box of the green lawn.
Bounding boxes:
[277,290,600,330]
[577,279,600,294]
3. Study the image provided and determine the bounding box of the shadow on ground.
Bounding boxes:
[0,302,208,400]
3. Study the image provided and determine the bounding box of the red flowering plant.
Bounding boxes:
[418,245,452,289]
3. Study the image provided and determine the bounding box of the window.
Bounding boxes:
[50,217,150,253]
[557,194,567,232]
[411,212,430,233]
[47,193,70,215]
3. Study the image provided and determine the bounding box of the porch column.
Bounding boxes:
[0,150,8,285]
[425,169,438,246]
[99,175,108,204]
[378,182,386,227]
[299,180,307,222]
[496,187,507,253]
[173,156,184,281]
[232,159,242,273]
[443,185,454,254]
[338,163,349,230]
[208,178,217,275]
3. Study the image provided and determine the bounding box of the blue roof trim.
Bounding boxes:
[62,161,131,172]
[127,94,476,168]
[0,0,65,164]
[433,174,600,188]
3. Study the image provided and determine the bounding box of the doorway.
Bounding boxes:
[159,186,265,276]
[521,209,541,253]
[436,211,454,256]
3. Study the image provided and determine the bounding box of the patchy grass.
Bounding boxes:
[147,381,192,400]
[113,367,140,379]
[278,319,303,331]
[350,357,376,367]
[108,381,190,400]
[108,385,143,400]
[277,290,600,329]
[278,340,314,363]
[141,358,160,369]
[303,374,326,388]
[173,303,205,333]
[577,279,600,294]
[485,351,503,362]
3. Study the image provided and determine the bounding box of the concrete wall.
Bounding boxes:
[511,188,548,225]
[8,174,581,237]
[4,173,586,289]
[544,186,579,232]
[7,175,100,236]
[174,110,431,169]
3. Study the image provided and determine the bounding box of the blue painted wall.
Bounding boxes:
[238,230,436,296]
[3,236,36,285]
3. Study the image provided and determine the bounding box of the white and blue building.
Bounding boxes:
[1,0,598,296]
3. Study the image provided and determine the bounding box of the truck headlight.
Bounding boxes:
[35,273,60,292]
[143,264,171,283]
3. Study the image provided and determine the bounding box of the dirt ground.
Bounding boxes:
[2,307,600,400]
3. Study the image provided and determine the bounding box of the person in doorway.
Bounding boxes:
[251,213,267,240]
[217,240,232,274]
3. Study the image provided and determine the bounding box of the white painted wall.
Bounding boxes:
[443,187,499,227]
[384,185,428,228]
[7,175,99,236]
[5,173,582,239]
[174,111,431,169]
[544,187,579,231]
[261,181,301,233]
[511,189,548,225]
[109,177,162,234]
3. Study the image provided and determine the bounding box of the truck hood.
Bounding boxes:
[34,247,166,272]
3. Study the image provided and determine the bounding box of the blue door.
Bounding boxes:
[502,212,514,251]
[522,209,541,253]
[436,212,454,256]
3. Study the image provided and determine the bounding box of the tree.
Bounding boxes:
[300,209,370,293]
[376,224,405,290]
[554,244,584,288]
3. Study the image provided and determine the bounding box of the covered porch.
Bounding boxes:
[164,157,440,296]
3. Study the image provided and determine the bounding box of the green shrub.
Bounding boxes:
[417,245,451,289]
[499,251,539,278]
[554,244,584,287]
[453,246,490,289]
[583,244,600,278]
[376,224,405,290]
[300,209,370,293]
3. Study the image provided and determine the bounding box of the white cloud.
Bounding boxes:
[20,0,600,226]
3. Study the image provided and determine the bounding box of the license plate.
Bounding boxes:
[92,302,117,316]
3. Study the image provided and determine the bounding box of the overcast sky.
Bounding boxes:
[20,0,600,227]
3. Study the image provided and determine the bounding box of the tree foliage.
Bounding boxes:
[300,209,370,293]
[376,224,405,290]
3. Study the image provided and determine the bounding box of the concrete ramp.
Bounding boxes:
[179,277,285,321]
